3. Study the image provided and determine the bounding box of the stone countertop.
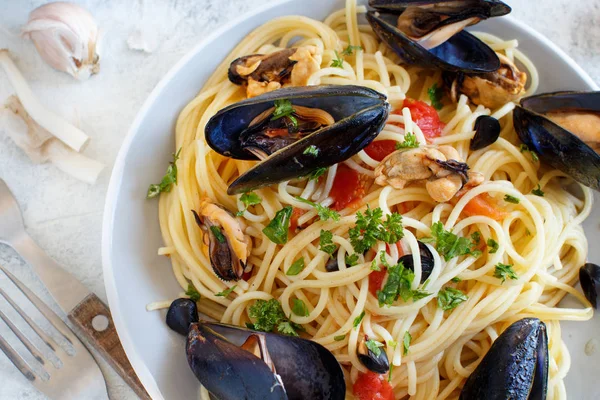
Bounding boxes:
[0,0,598,399]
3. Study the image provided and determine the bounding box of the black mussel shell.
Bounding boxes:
[369,1,511,18]
[326,258,339,272]
[193,322,346,400]
[400,241,434,283]
[366,11,500,73]
[460,318,548,400]
[357,339,390,374]
[470,115,501,150]
[580,263,600,309]
[166,298,199,336]
[514,91,600,191]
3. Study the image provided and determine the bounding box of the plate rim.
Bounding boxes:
[101,3,599,398]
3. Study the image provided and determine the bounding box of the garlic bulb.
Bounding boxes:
[22,2,100,80]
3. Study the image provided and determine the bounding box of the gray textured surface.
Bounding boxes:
[0,0,598,399]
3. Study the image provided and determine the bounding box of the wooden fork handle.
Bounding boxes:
[68,293,151,400]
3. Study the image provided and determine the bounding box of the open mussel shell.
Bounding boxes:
[187,322,346,400]
[460,318,548,400]
[166,298,199,336]
[400,241,434,283]
[357,339,390,374]
[513,91,600,191]
[470,115,501,150]
[205,85,389,195]
[366,10,500,73]
[368,0,511,17]
[580,263,600,309]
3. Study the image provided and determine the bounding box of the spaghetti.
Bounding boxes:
[155,1,593,398]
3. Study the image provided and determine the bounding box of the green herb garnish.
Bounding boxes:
[421,222,481,261]
[395,132,419,149]
[331,45,363,68]
[292,298,309,317]
[345,253,359,267]
[487,238,499,254]
[236,192,262,216]
[427,83,444,110]
[303,145,320,157]
[365,339,384,356]
[342,45,363,56]
[319,229,337,256]
[504,194,520,204]
[353,311,365,328]
[377,260,430,307]
[494,263,518,283]
[215,285,237,297]
[307,167,328,181]
[370,259,381,271]
[519,144,539,162]
[334,334,346,341]
[295,196,340,222]
[451,277,462,283]
[349,206,404,254]
[263,206,293,244]
[286,258,305,276]
[388,364,394,382]
[437,287,468,311]
[248,299,302,336]
[403,331,412,355]
[147,148,182,198]
[210,226,226,243]
[471,231,481,245]
[271,99,297,127]
[185,283,201,302]
[532,184,545,197]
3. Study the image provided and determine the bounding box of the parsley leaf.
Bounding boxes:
[263,206,293,244]
[353,311,365,328]
[292,299,309,317]
[532,184,545,197]
[185,283,201,302]
[349,206,404,254]
[437,287,468,311]
[345,253,359,267]
[388,364,394,382]
[395,132,419,149]
[271,99,297,127]
[319,229,337,256]
[494,263,518,283]
[365,339,384,356]
[249,299,301,336]
[303,145,319,157]
[147,148,182,198]
[331,51,345,68]
[376,260,430,307]
[370,259,381,271]
[519,144,539,162]
[427,83,444,110]
[286,258,305,276]
[334,334,346,341]
[403,331,412,355]
[237,192,262,216]
[487,238,499,254]
[210,226,226,243]
[423,222,481,261]
[342,45,363,56]
[295,196,340,222]
[471,231,481,245]
[215,285,237,297]
[307,167,328,181]
[451,277,462,283]
[504,194,520,204]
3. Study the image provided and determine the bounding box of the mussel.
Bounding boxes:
[166,299,346,400]
[367,0,511,73]
[513,91,600,191]
[206,85,389,194]
[470,115,501,150]
[579,263,600,309]
[400,241,435,283]
[460,318,548,400]
[357,337,390,374]
[166,298,199,335]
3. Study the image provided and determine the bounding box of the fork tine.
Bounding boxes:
[0,331,38,382]
[0,307,45,364]
[0,264,75,345]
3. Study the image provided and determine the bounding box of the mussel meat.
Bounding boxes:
[166,299,346,399]
[460,318,548,400]
[444,53,527,109]
[206,85,389,194]
[367,0,511,73]
[399,241,435,283]
[192,197,251,281]
[357,337,390,374]
[513,91,600,191]
[470,115,501,150]
[579,263,600,309]
[229,46,322,98]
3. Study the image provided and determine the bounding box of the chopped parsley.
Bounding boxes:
[395,132,419,149]
[403,331,412,355]
[303,145,320,157]
[421,222,481,261]
[286,258,305,276]
[349,206,404,254]
[334,334,346,341]
[292,298,309,317]
[353,311,366,328]
[345,253,359,267]
[365,339,384,356]
[504,194,520,204]
[487,238,499,254]
[494,263,518,283]
[295,196,340,222]
[248,299,302,336]
[271,99,297,127]
[387,340,398,349]
[319,230,337,256]
[427,83,444,110]
[185,283,201,302]
[471,231,481,245]
[520,144,539,162]
[342,45,363,56]
[307,167,328,181]
[377,260,430,307]
[451,277,462,283]
[532,184,545,197]
[215,285,237,297]
[370,259,381,271]
[236,192,262,216]
[147,148,182,198]
[263,206,293,244]
[388,364,394,382]
[331,45,363,68]
[210,226,226,243]
[437,287,468,311]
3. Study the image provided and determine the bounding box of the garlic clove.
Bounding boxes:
[22,2,100,80]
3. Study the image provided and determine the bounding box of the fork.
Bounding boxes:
[0,263,108,400]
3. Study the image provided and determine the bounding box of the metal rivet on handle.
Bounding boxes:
[92,315,109,332]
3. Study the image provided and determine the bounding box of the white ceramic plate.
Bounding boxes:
[102,1,600,399]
